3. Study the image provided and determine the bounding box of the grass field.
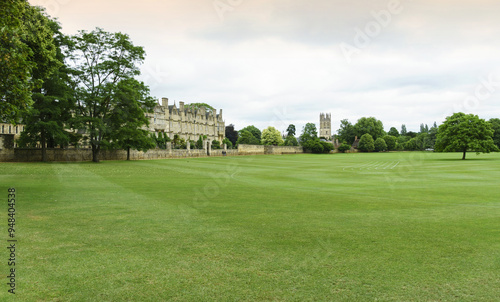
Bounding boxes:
[1,152,500,301]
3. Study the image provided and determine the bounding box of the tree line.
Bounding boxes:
[227,114,500,159]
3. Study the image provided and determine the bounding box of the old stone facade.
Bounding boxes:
[319,113,332,140]
[147,98,225,143]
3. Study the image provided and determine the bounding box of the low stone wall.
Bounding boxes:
[2,145,303,162]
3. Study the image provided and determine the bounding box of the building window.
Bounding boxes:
[1,125,4,133]
[16,127,18,134]
[9,126,11,134]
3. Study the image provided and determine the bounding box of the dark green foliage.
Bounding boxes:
[374,137,387,152]
[225,124,238,146]
[354,117,385,141]
[212,140,221,149]
[284,135,298,146]
[338,142,351,153]
[237,130,260,145]
[286,124,296,137]
[383,135,397,151]
[337,119,356,144]
[240,125,261,142]
[222,138,233,149]
[106,78,157,160]
[435,112,498,160]
[388,127,399,137]
[358,133,375,152]
[17,17,76,161]
[1,1,59,122]
[195,135,204,149]
[489,118,500,149]
[300,123,318,146]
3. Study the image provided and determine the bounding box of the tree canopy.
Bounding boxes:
[435,113,498,160]
[240,125,261,142]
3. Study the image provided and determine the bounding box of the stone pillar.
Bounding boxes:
[186,140,190,152]
[223,143,227,151]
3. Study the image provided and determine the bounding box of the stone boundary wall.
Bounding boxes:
[1,145,303,162]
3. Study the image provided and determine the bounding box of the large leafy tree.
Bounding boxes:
[1,1,59,123]
[354,117,385,141]
[107,79,156,160]
[388,127,399,137]
[286,124,296,137]
[17,15,76,161]
[69,28,148,162]
[261,126,284,146]
[435,113,498,160]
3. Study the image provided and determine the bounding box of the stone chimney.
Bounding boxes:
[161,97,168,107]
[179,101,184,112]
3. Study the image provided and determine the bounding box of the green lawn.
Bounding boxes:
[1,152,500,301]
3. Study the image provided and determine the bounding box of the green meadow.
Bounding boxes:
[1,152,500,301]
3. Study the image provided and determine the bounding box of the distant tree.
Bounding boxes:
[400,124,407,137]
[225,124,238,146]
[338,142,351,153]
[354,117,385,140]
[358,133,375,152]
[286,124,296,137]
[262,126,284,146]
[489,118,500,149]
[388,127,399,137]
[240,125,261,142]
[184,102,215,113]
[420,123,429,134]
[406,131,418,138]
[236,129,260,145]
[337,119,356,144]
[300,123,318,146]
[320,141,334,153]
[435,113,498,160]
[404,137,418,151]
[195,135,204,149]
[374,137,387,152]
[383,135,397,151]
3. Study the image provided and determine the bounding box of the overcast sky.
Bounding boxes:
[29,0,500,134]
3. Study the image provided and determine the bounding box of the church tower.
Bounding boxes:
[319,113,332,140]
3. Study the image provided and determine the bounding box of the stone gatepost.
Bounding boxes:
[166,142,172,157]
[207,140,212,156]
[186,140,190,152]
[223,143,227,151]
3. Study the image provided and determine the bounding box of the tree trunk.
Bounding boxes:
[92,144,100,163]
[41,130,47,162]
[462,149,467,160]
[127,147,130,161]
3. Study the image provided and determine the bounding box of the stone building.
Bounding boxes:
[0,123,25,147]
[147,98,225,143]
[319,113,332,140]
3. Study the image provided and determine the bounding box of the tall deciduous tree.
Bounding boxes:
[107,79,156,160]
[236,129,260,145]
[69,28,147,162]
[435,113,498,160]
[300,123,318,146]
[225,124,238,146]
[17,15,76,161]
[358,133,375,152]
